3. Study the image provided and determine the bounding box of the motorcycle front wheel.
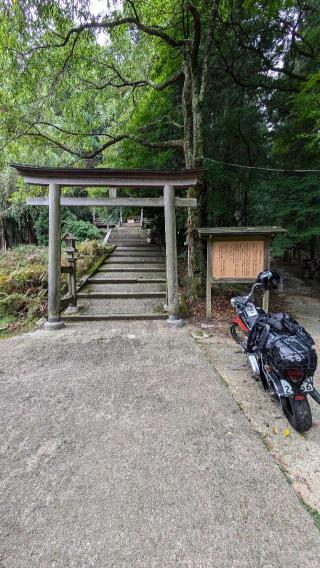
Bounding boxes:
[282,397,312,433]
[230,323,248,351]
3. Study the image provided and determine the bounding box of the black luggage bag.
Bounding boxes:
[247,312,317,376]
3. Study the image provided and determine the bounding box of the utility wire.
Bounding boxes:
[202,156,320,174]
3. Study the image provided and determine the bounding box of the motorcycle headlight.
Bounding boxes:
[230,298,236,308]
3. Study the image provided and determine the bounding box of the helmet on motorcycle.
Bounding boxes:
[256,269,281,291]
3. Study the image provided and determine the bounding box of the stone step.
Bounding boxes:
[113,251,162,255]
[94,271,166,279]
[111,237,146,239]
[113,230,144,233]
[85,280,167,295]
[78,291,166,299]
[105,258,165,264]
[116,246,160,251]
[109,234,146,238]
[62,313,167,322]
[110,234,146,237]
[102,265,166,272]
[108,239,147,248]
[75,297,166,315]
[110,257,164,261]
[110,242,148,246]
[110,232,145,236]
[85,283,165,294]
[88,277,166,284]
[113,251,163,257]
[98,267,166,273]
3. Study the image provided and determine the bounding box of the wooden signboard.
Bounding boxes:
[212,238,265,281]
[198,227,286,320]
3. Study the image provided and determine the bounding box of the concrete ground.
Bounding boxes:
[0,321,320,567]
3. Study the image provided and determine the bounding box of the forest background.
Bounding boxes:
[0,0,320,309]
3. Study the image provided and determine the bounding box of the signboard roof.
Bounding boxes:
[198,226,286,237]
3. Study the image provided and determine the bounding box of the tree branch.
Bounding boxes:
[78,67,183,92]
[24,12,186,56]
[29,121,117,137]
[20,127,183,159]
[27,129,129,158]
[53,32,81,84]
[226,18,308,81]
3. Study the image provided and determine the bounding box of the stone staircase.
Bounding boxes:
[108,224,148,247]
[63,224,167,322]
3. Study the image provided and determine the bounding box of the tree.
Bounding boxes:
[0,0,220,274]
[1,0,320,268]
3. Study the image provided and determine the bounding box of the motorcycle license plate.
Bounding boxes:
[300,378,314,393]
[280,380,294,396]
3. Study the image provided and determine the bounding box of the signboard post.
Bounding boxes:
[198,227,286,320]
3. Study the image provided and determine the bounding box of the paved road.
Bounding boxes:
[0,321,319,567]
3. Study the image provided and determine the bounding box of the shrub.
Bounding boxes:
[0,293,27,317]
[76,240,110,275]
[0,241,111,332]
[63,217,102,241]
[33,208,50,245]
[33,207,102,245]
[3,265,47,294]
[77,239,106,256]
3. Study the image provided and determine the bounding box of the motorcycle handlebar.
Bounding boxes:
[244,282,263,304]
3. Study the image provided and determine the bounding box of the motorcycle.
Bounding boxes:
[230,270,320,433]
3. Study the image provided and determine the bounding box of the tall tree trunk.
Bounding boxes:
[183,48,206,280]
[182,0,218,283]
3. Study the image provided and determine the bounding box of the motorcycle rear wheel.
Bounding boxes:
[283,397,312,433]
[230,323,248,350]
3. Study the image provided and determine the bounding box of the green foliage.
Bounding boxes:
[33,209,50,245]
[0,293,26,317]
[4,265,47,293]
[0,241,110,332]
[63,215,102,241]
[0,0,320,262]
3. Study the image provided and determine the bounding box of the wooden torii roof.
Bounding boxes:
[12,164,204,188]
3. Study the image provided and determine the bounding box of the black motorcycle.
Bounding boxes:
[230,270,320,433]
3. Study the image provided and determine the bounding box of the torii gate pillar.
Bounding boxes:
[44,183,65,330]
[163,184,180,324]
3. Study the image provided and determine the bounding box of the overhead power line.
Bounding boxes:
[202,156,320,174]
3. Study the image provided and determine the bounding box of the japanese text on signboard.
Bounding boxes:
[212,239,265,279]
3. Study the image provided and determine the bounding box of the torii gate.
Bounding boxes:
[12,165,203,329]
